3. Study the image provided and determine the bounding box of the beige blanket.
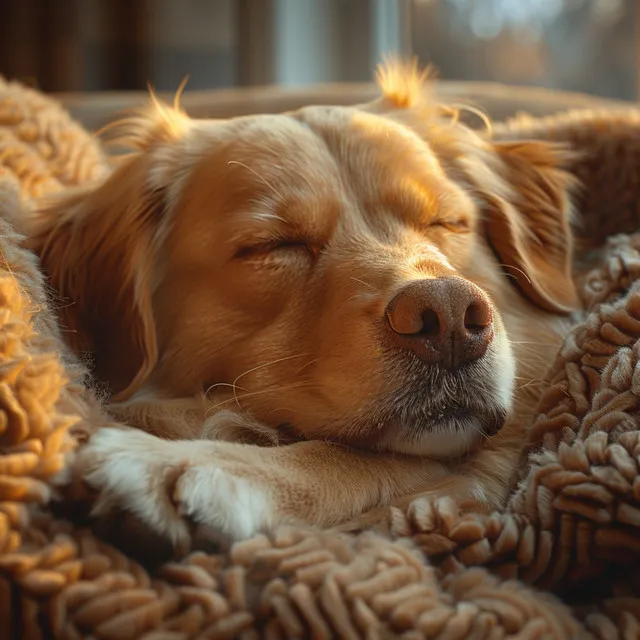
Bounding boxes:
[1,77,640,639]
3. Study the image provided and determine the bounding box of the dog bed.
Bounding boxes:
[2,76,640,639]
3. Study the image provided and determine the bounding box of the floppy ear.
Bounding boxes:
[472,140,579,314]
[368,59,579,313]
[25,103,190,400]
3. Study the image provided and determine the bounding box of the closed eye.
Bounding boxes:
[428,218,470,233]
[234,240,317,260]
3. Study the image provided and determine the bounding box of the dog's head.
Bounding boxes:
[29,62,577,457]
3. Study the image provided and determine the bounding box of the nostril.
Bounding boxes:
[464,302,492,332]
[421,309,441,337]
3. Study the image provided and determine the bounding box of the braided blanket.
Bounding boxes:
[2,77,640,640]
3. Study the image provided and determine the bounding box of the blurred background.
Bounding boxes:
[0,0,637,100]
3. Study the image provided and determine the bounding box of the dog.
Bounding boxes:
[23,61,580,551]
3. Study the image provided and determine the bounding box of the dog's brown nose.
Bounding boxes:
[385,277,494,370]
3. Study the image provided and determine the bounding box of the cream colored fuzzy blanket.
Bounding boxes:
[1,77,640,639]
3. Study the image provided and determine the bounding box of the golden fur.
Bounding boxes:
[21,62,580,549]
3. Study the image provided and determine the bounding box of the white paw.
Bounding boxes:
[80,428,190,549]
[175,465,272,542]
[77,427,272,551]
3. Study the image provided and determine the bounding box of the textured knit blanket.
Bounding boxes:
[1,77,640,640]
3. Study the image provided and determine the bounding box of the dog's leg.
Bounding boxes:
[75,426,476,550]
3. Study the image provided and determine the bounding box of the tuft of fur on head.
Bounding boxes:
[375,56,437,109]
[98,81,191,156]
[371,58,493,149]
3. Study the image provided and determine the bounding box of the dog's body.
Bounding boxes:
[19,64,580,550]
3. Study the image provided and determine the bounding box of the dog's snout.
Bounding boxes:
[385,277,494,370]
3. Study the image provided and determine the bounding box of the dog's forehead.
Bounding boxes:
[206,106,444,197]
[214,106,433,166]
[294,105,436,158]
[203,112,339,186]
[220,112,329,159]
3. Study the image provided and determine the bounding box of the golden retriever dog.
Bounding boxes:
[24,62,579,551]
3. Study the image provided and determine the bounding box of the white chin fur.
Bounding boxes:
[381,337,516,459]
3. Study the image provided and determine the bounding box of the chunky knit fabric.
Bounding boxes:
[1,77,640,639]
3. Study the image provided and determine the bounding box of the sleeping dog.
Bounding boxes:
[24,62,578,549]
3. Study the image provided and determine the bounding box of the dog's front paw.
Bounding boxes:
[77,427,192,551]
[75,427,273,553]
[174,464,273,543]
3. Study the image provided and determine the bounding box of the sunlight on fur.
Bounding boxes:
[21,59,581,546]
[97,83,191,155]
[375,56,436,109]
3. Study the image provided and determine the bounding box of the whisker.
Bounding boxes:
[340,292,376,311]
[205,381,246,395]
[205,353,313,408]
[294,357,322,375]
[343,294,362,305]
[350,276,376,291]
[232,353,312,386]
[517,379,546,391]
[495,263,532,285]
[513,374,541,380]
[228,353,312,408]
[205,380,319,415]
